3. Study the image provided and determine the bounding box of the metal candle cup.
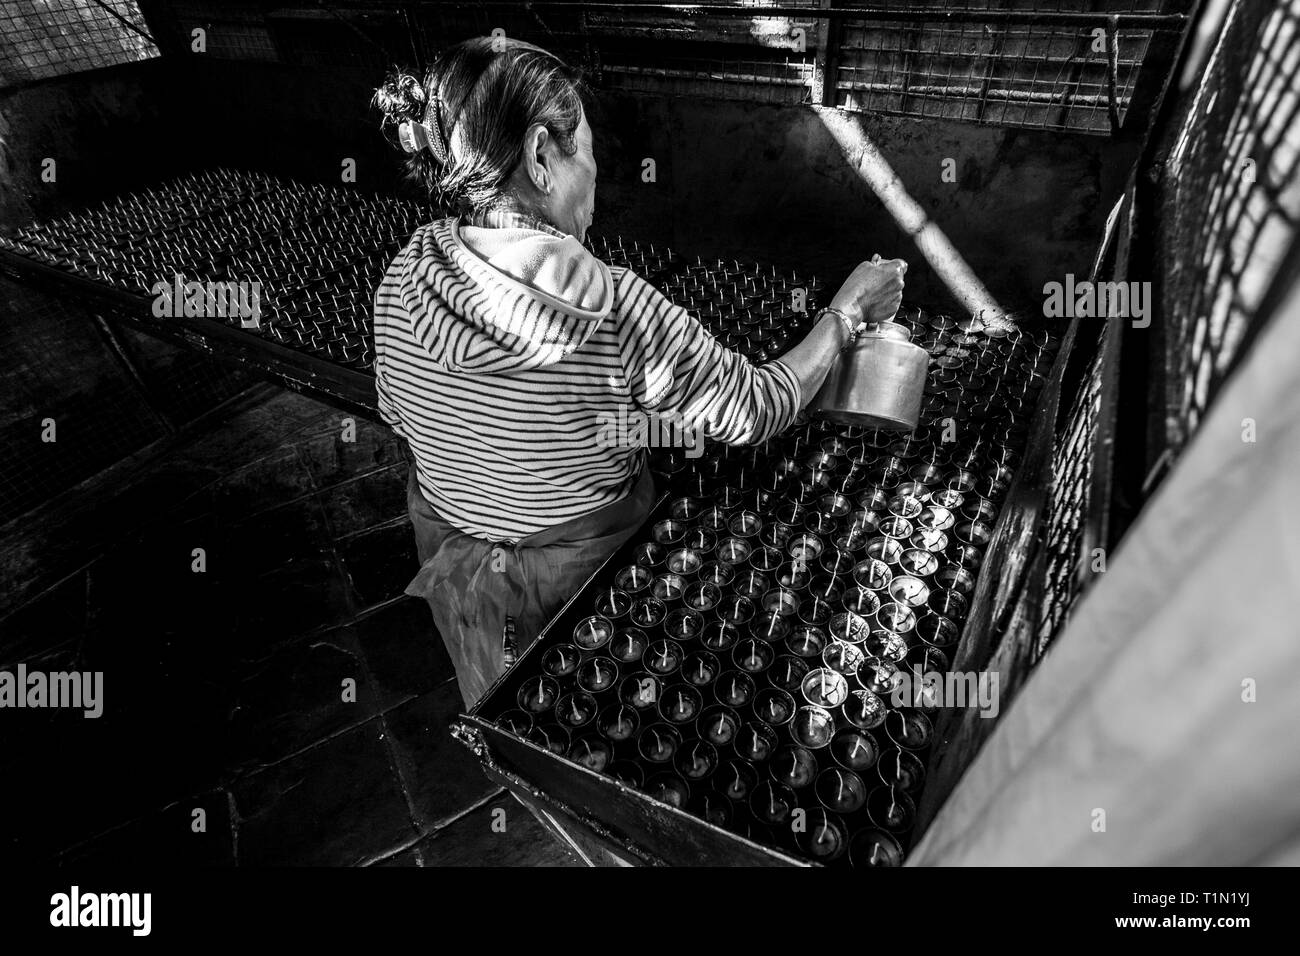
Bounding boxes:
[849,828,904,868]
[620,672,661,711]
[754,687,796,727]
[875,602,918,635]
[733,571,771,603]
[767,655,811,694]
[675,738,719,782]
[698,561,735,587]
[822,640,866,676]
[608,759,645,789]
[517,676,561,715]
[749,545,785,572]
[714,670,756,708]
[699,704,741,746]
[791,705,835,749]
[567,735,613,773]
[831,727,880,772]
[682,650,720,687]
[658,682,704,725]
[865,536,903,564]
[651,573,688,603]
[927,588,969,622]
[610,628,649,665]
[750,780,797,825]
[852,558,893,591]
[842,587,883,616]
[645,638,684,677]
[801,667,850,708]
[733,637,776,674]
[787,532,824,563]
[865,629,909,663]
[637,723,682,764]
[935,563,976,594]
[720,758,760,801]
[906,644,951,676]
[916,613,960,650]
[815,767,867,814]
[527,723,571,755]
[716,536,753,565]
[842,689,888,730]
[541,643,582,678]
[573,615,614,651]
[809,571,847,604]
[786,625,828,659]
[855,657,902,698]
[795,809,848,862]
[776,560,812,590]
[645,771,691,809]
[495,709,533,736]
[797,594,834,627]
[877,746,927,793]
[629,596,667,628]
[766,745,817,792]
[899,548,940,578]
[576,656,620,694]
[666,548,703,576]
[695,792,733,828]
[652,518,687,545]
[750,612,792,644]
[885,708,933,751]
[556,691,598,730]
[598,702,641,742]
[702,621,741,652]
[736,720,779,762]
[762,587,801,618]
[669,496,704,520]
[595,586,632,620]
[615,564,653,594]
[867,785,917,833]
[664,608,706,642]
[729,510,763,537]
[829,610,870,645]
[718,595,756,627]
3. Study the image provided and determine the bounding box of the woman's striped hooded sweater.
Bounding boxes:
[373,212,803,542]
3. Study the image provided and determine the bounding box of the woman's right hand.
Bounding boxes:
[830,255,908,327]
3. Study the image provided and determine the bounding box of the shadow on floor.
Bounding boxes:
[0,389,578,867]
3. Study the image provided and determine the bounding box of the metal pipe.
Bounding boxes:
[412,2,1188,28]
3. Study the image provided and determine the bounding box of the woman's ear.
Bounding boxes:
[522,123,553,195]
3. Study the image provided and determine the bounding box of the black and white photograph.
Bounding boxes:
[0,0,1293,929]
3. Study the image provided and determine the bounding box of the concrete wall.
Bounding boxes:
[165,61,1107,313]
[588,94,1107,314]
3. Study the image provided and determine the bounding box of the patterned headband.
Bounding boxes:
[397,91,449,164]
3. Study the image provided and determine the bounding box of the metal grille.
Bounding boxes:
[1156,0,1300,458]
[835,0,1168,133]
[167,1,279,62]
[1035,333,1103,657]
[0,0,158,87]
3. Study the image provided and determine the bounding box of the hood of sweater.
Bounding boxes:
[394,213,615,374]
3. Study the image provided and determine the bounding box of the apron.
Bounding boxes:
[404,462,656,710]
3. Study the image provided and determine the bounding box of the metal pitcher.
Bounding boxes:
[812,319,928,430]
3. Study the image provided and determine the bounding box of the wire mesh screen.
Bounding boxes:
[1155,0,1300,459]
[0,0,158,87]
[835,0,1167,132]
[1035,328,1104,657]
[167,1,280,62]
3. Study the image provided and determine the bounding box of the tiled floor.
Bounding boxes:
[0,389,578,867]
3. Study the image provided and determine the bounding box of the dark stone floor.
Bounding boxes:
[0,389,579,867]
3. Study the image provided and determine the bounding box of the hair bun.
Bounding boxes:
[373,71,427,124]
